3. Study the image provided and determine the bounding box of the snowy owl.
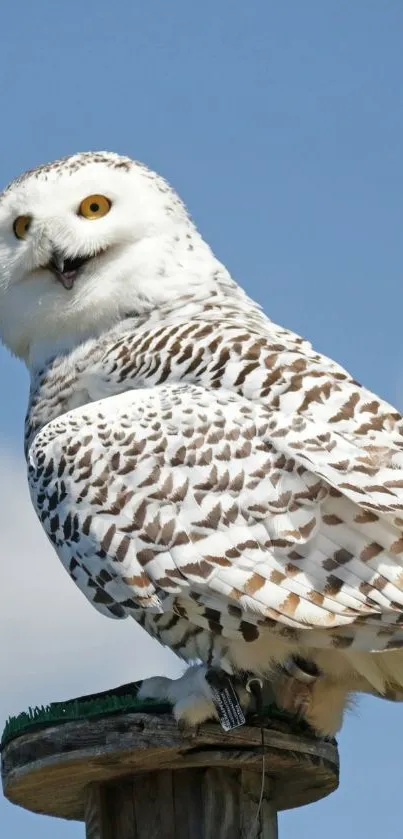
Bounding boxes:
[2,150,403,736]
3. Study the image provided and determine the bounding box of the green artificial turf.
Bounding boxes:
[1,681,171,748]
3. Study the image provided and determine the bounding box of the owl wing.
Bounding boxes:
[27,379,403,652]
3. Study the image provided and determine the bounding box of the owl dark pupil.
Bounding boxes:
[90,203,99,212]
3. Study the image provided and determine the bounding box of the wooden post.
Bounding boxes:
[84,769,279,839]
[2,712,339,838]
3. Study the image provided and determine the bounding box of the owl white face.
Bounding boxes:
[0,152,197,365]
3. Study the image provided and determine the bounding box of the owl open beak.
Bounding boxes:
[47,250,92,290]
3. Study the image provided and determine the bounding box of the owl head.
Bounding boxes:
[0,151,212,366]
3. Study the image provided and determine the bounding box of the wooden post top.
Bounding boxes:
[1,711,339,822]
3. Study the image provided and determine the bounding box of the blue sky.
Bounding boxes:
[0,1,403,836]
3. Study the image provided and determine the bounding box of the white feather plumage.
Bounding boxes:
[2,151,403,734]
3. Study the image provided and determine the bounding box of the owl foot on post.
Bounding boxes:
[136,658,322,732]
[137,664,253,728]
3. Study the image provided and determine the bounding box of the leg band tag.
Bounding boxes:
[205,669,246,731]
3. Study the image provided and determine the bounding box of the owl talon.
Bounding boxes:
[271,656,321,720]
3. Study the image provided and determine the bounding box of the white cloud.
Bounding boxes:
[0,449,183,724]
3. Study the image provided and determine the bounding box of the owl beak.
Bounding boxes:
[47,249,90,290]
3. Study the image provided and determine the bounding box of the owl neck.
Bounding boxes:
[27,281,257,373]
[27,231,259,372]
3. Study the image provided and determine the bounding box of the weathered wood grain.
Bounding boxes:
[240,772,278,839]
[85,770,278,839]
[1,712,339,826]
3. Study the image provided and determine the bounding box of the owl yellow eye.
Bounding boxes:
[13,215,32,240]
[78,194,111,220]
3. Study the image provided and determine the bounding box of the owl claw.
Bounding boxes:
[271,656,321,720]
